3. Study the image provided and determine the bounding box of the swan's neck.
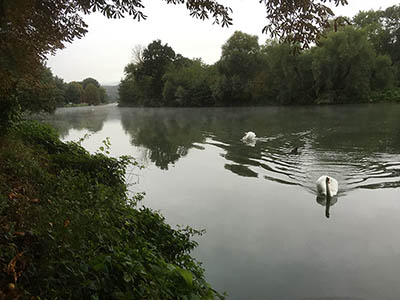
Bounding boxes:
[326,178,331,198]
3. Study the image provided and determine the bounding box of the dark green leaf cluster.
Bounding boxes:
[353,5,400,85]
[261,0,349,49]
[0,121,223,299]
[16,66,66,114]
[0,65,66,131]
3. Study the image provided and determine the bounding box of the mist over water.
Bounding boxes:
[39,103,400,300]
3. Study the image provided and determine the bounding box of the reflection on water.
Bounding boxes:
[119,108,209,170]
[316,195,338,218]
[35,105,112,137]
[43,104,400,196]
[38,103,400,300]
[43,104,400,213]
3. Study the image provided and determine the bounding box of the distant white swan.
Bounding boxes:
[316,175,338,197]
[241,131,257,147]
[241,131,256,142]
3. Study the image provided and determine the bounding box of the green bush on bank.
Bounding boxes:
[0,121,223,299]
[370,88,400,103]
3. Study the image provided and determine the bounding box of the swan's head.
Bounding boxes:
[326,177,330,184]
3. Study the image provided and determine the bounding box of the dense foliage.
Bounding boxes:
[19,70,110,109]
[119,5,400,107]
[261,0,349,48]
[0,121,223,299]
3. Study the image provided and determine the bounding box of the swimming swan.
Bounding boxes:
[316,175,338,197]
[241,131,257,147]
[241,131,256,142]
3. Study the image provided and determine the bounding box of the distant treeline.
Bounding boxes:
[61,78,109,106]
[119,5,400,107]
[18,69,111,113]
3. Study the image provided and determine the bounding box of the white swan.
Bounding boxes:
[241,131,256,142]
[241,131,257,147]
[316,175,338,197]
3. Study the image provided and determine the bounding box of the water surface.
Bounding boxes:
[39,104,400,300]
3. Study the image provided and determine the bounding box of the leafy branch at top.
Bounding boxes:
[261,0,349,49]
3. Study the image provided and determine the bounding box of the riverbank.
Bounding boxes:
[61,102,118,108]
[0,121,222,299]
[118,87,400,108]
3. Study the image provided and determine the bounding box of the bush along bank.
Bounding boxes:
[0,121,223,299]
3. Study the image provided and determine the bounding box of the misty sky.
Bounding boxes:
[46,0,399,85]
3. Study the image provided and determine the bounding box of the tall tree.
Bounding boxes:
[53,76,67,106]
[120,40,176,106]
[119,62,147,106]
[15,65,64,113]
[371,54,395,91]
[311,26,376,103]
[214,31,262,105]
[353,5,400,84]
[163,59,215,106]
[65,82,84,104]
[83,83,100,105]
[141,40,176,101]
[82,77,101,89]
[261,41,315,105]
[98,86,109,103]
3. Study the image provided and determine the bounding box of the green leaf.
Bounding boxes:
[177,268,193,287]
[123,271,133,283]
[189,293,201,300]
[92,263,105,272]
[167,263,176,272]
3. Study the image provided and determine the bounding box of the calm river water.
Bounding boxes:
[38,104,400,300]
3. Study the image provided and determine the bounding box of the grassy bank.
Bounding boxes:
[0,121,222,299]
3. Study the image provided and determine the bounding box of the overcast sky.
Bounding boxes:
[46,0,399,85]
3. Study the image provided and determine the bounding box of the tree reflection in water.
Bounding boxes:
[120,108,210,170]
[38,104,400,218]
[316,195,338,218]
[38,105,111,138]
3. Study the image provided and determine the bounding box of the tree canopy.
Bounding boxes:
[353,5,400,83]
[261,0,349,48]
[119,5,400,107]
[65,82,84,104]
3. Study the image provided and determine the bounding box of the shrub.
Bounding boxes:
[370,88,400,103]
[0,121,223,299]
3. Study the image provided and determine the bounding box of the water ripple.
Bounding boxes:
[212,133,400,196]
